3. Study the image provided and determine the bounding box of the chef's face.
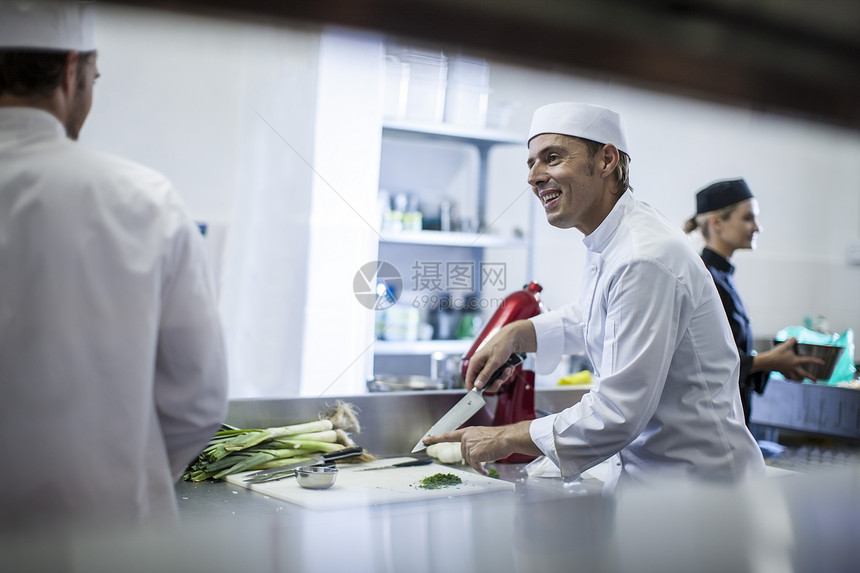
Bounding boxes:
[65,51,98,141]
[716,198,761,251]
[527,134,606,234]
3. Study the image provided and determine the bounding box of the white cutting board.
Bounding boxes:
[224,457,514,510]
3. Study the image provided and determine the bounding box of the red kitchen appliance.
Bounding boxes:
[460,282,544,463]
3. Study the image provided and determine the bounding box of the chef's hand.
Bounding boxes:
[758,337,826,382]
[423,421,540,475]
[466,320,537,393]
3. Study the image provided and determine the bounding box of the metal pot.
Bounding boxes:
[366,375,447,392]
[795,343,845,380]
[430,352,463,388]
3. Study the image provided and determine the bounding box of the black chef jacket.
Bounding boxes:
[701,248,768,426]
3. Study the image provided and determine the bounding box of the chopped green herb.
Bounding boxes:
[419,472,462,489]
[487,467,500,479]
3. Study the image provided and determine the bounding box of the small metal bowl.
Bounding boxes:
[295,466,338,490]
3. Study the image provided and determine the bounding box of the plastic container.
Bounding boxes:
[486,101,516,130]
[445,83,489,127]
[444,56,489,128]
[448,56,489,86]
[383,54,408,120]
[382,301,420,341]
[398,50,447,123]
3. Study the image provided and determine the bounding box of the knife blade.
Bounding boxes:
[411,352,526,453]
[243,445,363,483]
[355,458,433,472]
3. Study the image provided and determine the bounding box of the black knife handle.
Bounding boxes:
[393,458,433,468]
[486,352,527,386]
[321,445,363,462]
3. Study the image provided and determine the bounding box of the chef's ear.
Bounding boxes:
[599,144,620,177]
[61,51,80,96]
[708,211,723,231]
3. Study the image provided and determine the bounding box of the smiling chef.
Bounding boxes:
[424,102,766,492]
[0,1,228,530]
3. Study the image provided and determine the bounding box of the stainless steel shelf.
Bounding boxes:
[374,339,471,356]
[382,119,522,147]
[374,119,531,369]
[379,230,527,248]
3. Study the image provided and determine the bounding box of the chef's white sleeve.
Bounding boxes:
[529,304,586,374]
[154,200,229,481]
[531,259,688,479]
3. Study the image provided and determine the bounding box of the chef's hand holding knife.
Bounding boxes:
[467,319,537,392]
[422,320,543,475]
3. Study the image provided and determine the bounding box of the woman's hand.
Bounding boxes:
[756,337,826,381]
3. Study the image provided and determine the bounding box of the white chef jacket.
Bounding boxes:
[0,108,228,530]
[529,191,764,492]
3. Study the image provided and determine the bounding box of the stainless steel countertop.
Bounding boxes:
[5,387,859,572]
[167,389,859,571]
[5,460,859,572]
[171,461,614,572]
[168,463,860,573]
[175,460,602,520]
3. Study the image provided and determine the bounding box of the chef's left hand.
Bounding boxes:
[424,420,539,474]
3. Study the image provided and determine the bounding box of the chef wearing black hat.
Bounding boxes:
[685,178,823,426]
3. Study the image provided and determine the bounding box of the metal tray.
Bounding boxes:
[366,375,449,392]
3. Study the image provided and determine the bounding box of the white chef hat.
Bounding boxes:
[0,1,96,52]
[528,102,630,157]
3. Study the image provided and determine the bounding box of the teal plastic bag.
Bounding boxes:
[773,326,856,384]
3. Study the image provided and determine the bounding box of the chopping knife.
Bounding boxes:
[411,352,526,453]
[356,458,433,472]
[244,445,363,483]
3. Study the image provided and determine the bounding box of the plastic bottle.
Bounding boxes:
[431,293,458,340]
[439,200,452,233]
[455,293,483,339]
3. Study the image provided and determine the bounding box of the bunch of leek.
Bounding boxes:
[183,401,370,481]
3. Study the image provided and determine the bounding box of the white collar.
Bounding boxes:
[583,191,635,254]
[0,106,66,134]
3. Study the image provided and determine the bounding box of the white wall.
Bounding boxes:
[84,5,322,397]
[300,29,385,396]
[217,23,320,398]
[85,7,240,221]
